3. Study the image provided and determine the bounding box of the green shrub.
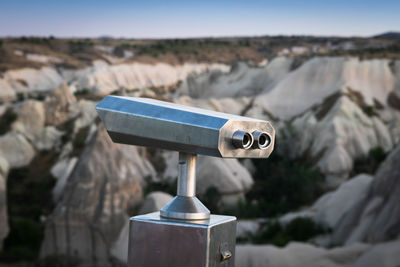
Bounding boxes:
[17,92,25,102]
[74,88,89,96]
[0,219,43,261]
[71,126,90,156]
[37,254,81,267]
[1,152,57,262]
[221,152,323,219]
[251,217,326,246]
[35,94,46,101]
[352,146,387,175]
[202,187,221,213]
[144,179,176,196]
[0,109,17,135]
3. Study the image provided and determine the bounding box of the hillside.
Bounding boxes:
[1,34,400,73]
[0,36,399,266]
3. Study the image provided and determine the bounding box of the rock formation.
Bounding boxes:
[0,61,229,102]
[333,144,400,245]
[175,57,292,99]
[11,99,64,151]
[236,240,400,267]
[312,174,373,230]
[0,53,399,266]
[196,156,254,206]
[44,82,78,126]
[158,152,254,206]
[39,126,155,266]
[138,191,173,215]
[250,57,397,120]
[0,157,9,250]
[0,132,35,168]
[177,57,400,181]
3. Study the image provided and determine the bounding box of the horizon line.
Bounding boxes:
[1,31,397,40]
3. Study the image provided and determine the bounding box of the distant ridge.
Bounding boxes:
[98,35,114,40]
[373,31,400,40]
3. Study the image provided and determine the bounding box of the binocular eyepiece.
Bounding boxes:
[232,130,272,150]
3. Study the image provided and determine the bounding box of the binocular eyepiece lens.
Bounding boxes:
[232,130,254,149]
[252,131,271,149]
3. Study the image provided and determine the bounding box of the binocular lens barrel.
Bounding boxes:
[232,130,253,149]
[252,131,272,149]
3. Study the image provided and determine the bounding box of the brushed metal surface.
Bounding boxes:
[160,195,210,220]
[128,212,236,267]
[96,95,275,158]
[177,153,196,197]
[161,152,210,220]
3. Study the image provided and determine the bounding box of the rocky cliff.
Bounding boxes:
[175,56,400,186]
[0,54,399,266]
[236,143,400,267]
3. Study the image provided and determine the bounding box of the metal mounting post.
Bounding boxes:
[160,152,210,220]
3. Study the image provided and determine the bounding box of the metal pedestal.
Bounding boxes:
[128,152,237,267]
[128,212,236,267]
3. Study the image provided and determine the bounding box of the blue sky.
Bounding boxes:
[0,0,399,38]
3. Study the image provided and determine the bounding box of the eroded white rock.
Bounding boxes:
[0,132,35,168]
[312,174,373,229]
[196,156,254,206]
[236,242,371,267]
[0,157,9,250]
[138,191,173,215]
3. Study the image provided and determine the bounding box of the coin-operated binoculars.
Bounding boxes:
[96,96,275,267]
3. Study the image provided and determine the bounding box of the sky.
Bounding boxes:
[0,0,399,38]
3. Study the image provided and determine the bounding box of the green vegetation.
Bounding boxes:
[38,254,81,267]
[17,36,53,45]
[0,152,57,262]
[73,88,89,96]
[352,146,387,175]
[68,39,94,53]
[388,91,400,111]
[200,151,324,219]
[17,93,25,102]
[0,219,43,261]
[0,109,17,135]
[148,39,229,53]
[144,179,177,197]
[35,94,46,101]
[232,154,322,218]
[241,218,326,246]
[71,126,90,156]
